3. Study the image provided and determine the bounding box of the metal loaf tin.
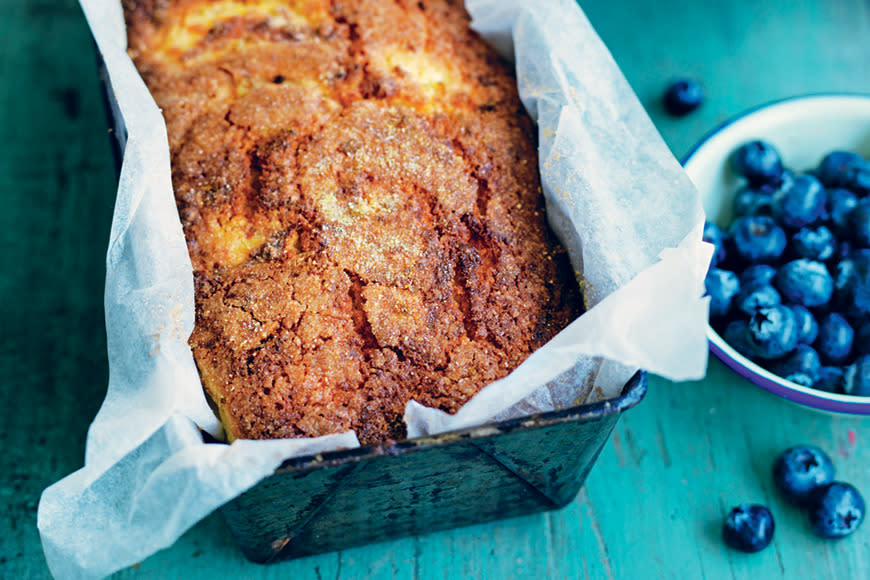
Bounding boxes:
[218,372,646,563]
[96,56,647,565]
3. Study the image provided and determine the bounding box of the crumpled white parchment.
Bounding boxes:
[38,0,711,578]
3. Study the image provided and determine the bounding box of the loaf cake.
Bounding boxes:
[123,0,581,444]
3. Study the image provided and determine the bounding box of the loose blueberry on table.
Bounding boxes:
[663,78,704,117]
[772,445,835,505]
[807,482,865,538]
[722,504,775,552]
[705,141,870,396]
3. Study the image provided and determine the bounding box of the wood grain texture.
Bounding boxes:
[0,0,116,578]
[1,0,869,578]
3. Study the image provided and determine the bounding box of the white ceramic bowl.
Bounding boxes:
[684,94,870,414]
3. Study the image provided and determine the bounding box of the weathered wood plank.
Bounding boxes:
[0,0,116,578]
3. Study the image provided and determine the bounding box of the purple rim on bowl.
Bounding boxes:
[708,336,870,414]
[685,93,870,415]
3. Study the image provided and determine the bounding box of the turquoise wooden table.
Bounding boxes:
[2,0,869,578]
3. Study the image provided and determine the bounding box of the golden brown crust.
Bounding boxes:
[125,0,581,444]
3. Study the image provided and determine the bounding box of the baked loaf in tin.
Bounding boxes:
[124,0,581,444]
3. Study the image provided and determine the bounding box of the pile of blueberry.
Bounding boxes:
[723,445,865,552]
[705,140,870,395]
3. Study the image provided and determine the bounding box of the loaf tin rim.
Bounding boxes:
[250,370,648,474]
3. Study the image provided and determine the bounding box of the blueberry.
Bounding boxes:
[734,186,773,217]
[834,255,858,293]
[835,240,853,262]
[816,313,854,365]
[808,482,865,539]
[773,445,835,505]
[748,304,798,359]
[784,372,815,387]
[663,78,704,116]
[825,188,858,236]
[735,284,781,316]
[771,174,826,229]
[789,305,818,344]
[817,151,865,188]
[814,366,845,393]
[775,259,833,307]
[729,216,787,264]
[792,225,836,261]
[732,141,784,187]
[843,355,870,396]
[722,504,775,553]
[843,160,870,196]
[774,169,795,196]
[834,252,870,319]
[845,246,870,262]
[740,264,777,288]
[770,344,822,385]
[723,319,757,359]
[850,198,870,248]
[706,268,740,317]
[853,322,870,356]
[703,221,727,268]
